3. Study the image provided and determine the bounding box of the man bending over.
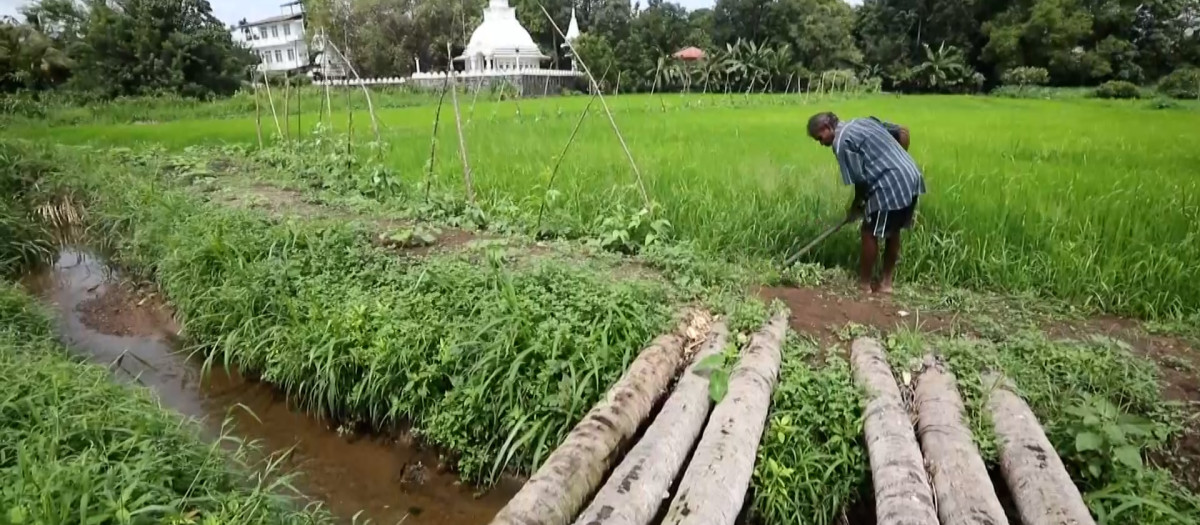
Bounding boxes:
[807,112,925,294]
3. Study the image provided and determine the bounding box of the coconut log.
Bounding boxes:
[983,373,1096,525]
[574,321,731,525]
[914,355,1007,525]
[851,338,938,525]
[661,313,788,525]
[489,312,711,525]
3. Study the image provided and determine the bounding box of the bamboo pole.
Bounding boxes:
[447,43,474,205]
[253,84,264,148]
[424,77,450,201]
[535,91,598,232]
[261,71,283,139]
[325,40,381,143]
[539,3,650,210]
[283,76,291,143]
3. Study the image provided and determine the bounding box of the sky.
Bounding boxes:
[1,0,856,27]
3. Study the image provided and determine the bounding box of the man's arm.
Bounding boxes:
[836,143,869,219]
[881,121,911,151]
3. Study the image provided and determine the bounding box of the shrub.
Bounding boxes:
[1157,67,1200,100]
[1001,67,1051,87]
[1094,80,1141,99]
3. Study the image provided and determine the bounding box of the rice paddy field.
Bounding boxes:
[15,92,1200,318]
[3,91,1200,524]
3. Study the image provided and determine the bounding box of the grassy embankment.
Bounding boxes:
[0,143,332,524]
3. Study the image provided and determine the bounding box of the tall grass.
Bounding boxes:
[16,94,1198,318]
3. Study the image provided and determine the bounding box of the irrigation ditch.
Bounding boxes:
[22,247,520,524]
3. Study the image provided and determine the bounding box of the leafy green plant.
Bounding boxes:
[589,207,672,255]
[693,343,741,402]
[379,225,440,248]
[1061,395,1163,480]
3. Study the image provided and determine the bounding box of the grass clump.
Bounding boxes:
[751,336,867,524]
[0,283,332,525]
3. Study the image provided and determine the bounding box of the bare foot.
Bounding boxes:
[877,281,894,295]
[858,281,873,294]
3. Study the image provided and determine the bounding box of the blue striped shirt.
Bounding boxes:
[833,117,925,213]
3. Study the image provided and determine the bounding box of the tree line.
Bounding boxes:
[3,0,1199,99]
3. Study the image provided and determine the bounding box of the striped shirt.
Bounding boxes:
[833,117,926,213]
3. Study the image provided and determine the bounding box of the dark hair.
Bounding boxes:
[807,112,839,137]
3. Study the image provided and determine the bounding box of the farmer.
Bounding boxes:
[807,112,925,294]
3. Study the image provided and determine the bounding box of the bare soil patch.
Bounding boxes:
[757,286,957,347]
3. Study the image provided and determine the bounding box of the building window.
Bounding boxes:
[283,24,291,37]
[287,49,295,61]
[274,50,282,62]
[259,27,268,39]
[264,52,271,64]
[271,25,279,38]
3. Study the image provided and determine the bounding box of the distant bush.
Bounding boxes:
[1157,67,1200,100]
[1001,67,1051,87]
[1094,80,1141,99]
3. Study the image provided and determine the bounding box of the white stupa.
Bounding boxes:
[458,0,548,73]
[561,8,581,71]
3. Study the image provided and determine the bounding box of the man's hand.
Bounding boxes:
[846,200,865,222]
[897,127,911,151]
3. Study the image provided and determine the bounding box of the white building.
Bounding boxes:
[457,0,548,73]
[233,4,308,73]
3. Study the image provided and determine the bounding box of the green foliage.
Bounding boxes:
[752,339,867,524]
[897,43,984,93]
[1158,67,1200,100]
[7,0,252,99]
[0,283,332,524]
[0,22,72,92]
[589,207,671,255]
[1094,80,1141,99]
[1061,395,1162,481]
[1002,66,1051,87]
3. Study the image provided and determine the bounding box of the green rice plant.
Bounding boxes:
[14,94,1196,318]
[0,283,333,525]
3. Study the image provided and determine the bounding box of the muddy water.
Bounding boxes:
[23,250,518,525]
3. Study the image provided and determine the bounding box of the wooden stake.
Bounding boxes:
[261,71,283,139]
[283,76,291,143]
[424,77,450,201]
[539,3,650,210]
[447,43,474,205]
[326,40,381,143]
[534,60,610,232]
[253,84,264,148]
